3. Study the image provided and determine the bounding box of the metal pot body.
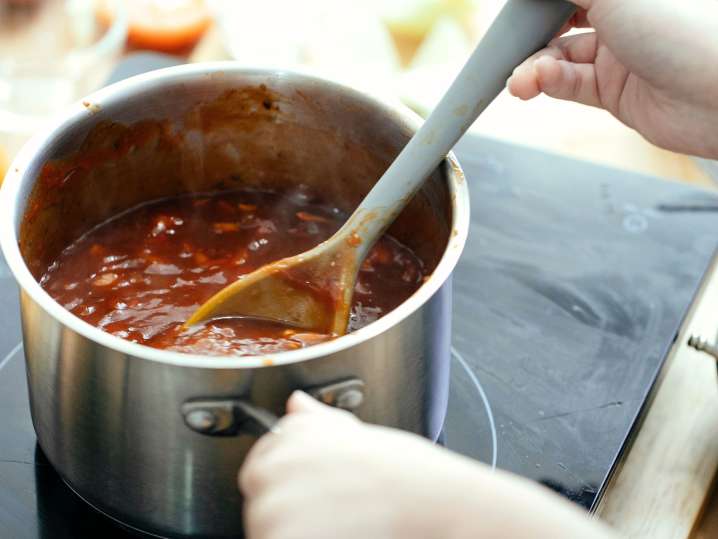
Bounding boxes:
[1,64,469,538]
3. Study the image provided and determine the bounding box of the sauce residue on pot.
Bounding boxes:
[39,190,427,356]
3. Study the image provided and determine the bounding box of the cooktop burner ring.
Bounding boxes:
[443,346,498,469]
[0,341,22,372]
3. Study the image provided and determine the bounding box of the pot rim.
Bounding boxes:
[0,62,470,369]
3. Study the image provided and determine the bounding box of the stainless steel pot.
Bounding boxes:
[0,64,469,538]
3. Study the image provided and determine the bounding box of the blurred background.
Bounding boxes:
[0,0,716,186]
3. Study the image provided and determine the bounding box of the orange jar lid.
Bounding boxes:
[0,145,8,187]
[97,0,211,53]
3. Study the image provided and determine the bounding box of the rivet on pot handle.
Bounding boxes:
[182,399,280,437]
[182,378,365,437]
[307,378,365,410]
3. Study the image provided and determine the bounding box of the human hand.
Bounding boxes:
[507,0,718,159]
[239,391,616,539]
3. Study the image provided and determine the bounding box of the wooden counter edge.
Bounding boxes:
[597,255,718,539]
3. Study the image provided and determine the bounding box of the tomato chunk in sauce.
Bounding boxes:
[40,190,427,356]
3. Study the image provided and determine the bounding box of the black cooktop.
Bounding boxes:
[2,58,718,539]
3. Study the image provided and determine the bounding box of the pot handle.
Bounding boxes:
[181,378,365,437]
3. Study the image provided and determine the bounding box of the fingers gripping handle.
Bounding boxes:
[181,379,366,437]
[480,0,577,90]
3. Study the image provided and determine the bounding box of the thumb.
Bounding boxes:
[286,390,335,414]
[286,391,360,424]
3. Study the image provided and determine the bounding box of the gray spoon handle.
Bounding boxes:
[347,0,576,256]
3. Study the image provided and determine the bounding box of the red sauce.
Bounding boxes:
[40,190,427,356]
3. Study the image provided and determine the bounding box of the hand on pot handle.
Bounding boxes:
[239,392,617,539]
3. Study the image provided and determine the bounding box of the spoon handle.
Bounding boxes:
[346,0,576,256]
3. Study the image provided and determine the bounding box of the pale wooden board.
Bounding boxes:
[598,259,718,539]
[693,479,718,539]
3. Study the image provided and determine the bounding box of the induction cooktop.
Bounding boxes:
[1,57,718,538]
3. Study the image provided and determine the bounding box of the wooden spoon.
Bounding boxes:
[185,0,576,335]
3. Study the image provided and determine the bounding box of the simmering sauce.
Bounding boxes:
[40,190,427,356]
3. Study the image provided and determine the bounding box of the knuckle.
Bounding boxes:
[244,493,304,539]
[238,462,263,496]
[243,499,277,539]
[239,449,276,495]
[570,67,582,99]
[277,413,323,433]
[245,432,275,462]
[332,406,361,422]
[553,37,570,55]
[255,446,303,474]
